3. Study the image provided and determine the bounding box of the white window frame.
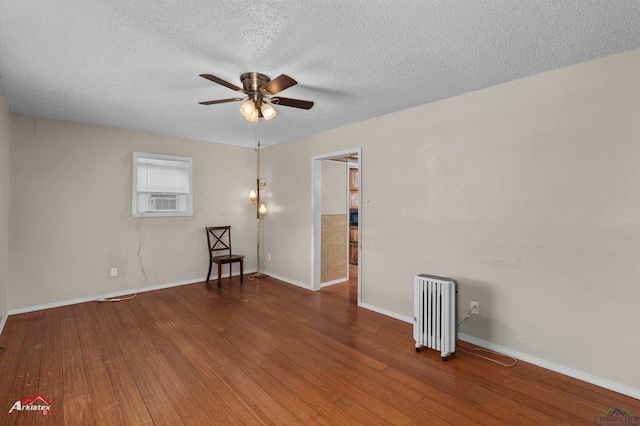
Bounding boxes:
[132,152,194,217]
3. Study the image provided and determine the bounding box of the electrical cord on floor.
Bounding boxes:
[97,213,148,303]
[458,342,518,367]
[457,307,518,367]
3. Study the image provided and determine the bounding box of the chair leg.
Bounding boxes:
[206,260,212,283]
[229,263,232,281]
[240,259,244,284]
[217,263,222,289]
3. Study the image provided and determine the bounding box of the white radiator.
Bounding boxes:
[413,274,457,360]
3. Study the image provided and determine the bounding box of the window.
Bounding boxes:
[132,152,193,217]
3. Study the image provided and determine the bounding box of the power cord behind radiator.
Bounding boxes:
[457,307,518,367]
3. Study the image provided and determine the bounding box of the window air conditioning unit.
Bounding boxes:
[149,193,178,211]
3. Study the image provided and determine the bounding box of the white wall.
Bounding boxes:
[9,115,255,310]
[0,92,10,321]
[262,48,640,392]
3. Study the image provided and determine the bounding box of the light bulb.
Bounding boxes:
[240,100,256,117]
[258,203,267,216]
[249,190,257,204]
[245,109,258,122]
[261,103,277,120]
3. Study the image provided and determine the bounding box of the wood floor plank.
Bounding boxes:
[38,309,63,390]
[93,407,124,426]
[119,344,184,425]
[0,351,21,426]
[72,304,119,417]
[110,301,159,359]
[81,354,118,417]
[59,314,89,401]
[146,352,215,425]
[218,328,357,425]
[36,380,64,425]
[480,398,570,426]
[63,393,94,425]
[215,362,301,424]
[333,395,398,426]
[101,301,185,425]
[220,316,346,401]
[154,337,244,425]
[0,314,29,355]
[104,355,153,425]
[1,275,638,426]
[8,311,46,426]
[198,328,320,423]
[87,304,123,363]
[181,348,272,425]
[227,316,436,425]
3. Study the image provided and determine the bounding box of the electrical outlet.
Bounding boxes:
[110,267,117,277]
[267,254,271,261]
[470,301,479,315]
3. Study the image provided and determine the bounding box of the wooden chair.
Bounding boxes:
[206,226,244,288]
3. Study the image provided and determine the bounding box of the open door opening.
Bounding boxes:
[311,148,361,306]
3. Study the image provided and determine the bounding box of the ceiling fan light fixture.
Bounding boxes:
[240,99,256,117]
[260,102,277,120]
[199,72,313,121]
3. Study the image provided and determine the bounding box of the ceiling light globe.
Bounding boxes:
[240,100,256,117]
[261,103,277,120]
[245,109,259,122]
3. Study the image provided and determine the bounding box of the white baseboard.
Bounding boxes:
[261,271,311,290]
[457,333,640,400]
[7,277,208,315]
[320,278,349,288]
[7,270,258,316]
[359,302,413,323]
[355,302,639,399]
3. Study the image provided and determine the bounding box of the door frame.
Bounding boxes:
[311,148,362,306]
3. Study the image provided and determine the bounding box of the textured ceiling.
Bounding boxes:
[1,1,640,148]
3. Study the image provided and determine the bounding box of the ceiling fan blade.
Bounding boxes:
[199,74,243,92]
[261,74,297,95]
[271,96,314,110]
[199,97,244,105]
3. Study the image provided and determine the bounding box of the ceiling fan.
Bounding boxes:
[199,72,314,121]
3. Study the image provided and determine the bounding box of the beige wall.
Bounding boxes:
[0,92,10,319]
[262,48,640,391]
[9,115,255,310]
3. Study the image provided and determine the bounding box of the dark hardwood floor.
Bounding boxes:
[0,272,638,425]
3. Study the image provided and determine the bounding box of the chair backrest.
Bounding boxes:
[206,226,233,258]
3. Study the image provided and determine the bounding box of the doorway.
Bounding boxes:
[311,148,361,306]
